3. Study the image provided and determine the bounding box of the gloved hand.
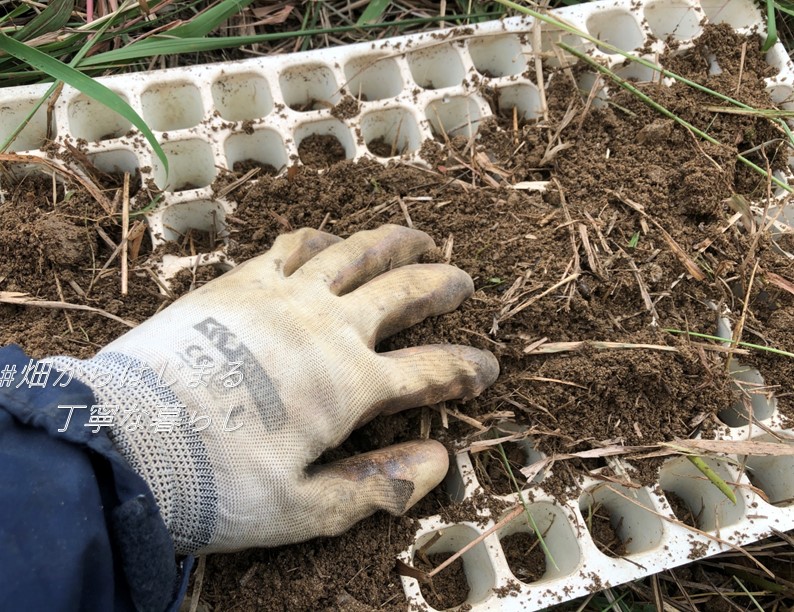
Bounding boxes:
[51,225,498,555]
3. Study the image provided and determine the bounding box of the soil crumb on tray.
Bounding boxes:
[1,23,792,611]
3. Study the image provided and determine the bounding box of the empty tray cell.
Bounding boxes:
[68,93,131,142]
[152,139,216,192]
[586,9,645,54]
[0,98,50,152]
[90,149,139,175]
[765,45,791,78]
[444,453,475,503]
[580,484,664,556]
[468,35,527,78]
[225,129,287,175]
[90,150,142,197]
[766,83,794,106]
[279,63,341,112]
[540,27,588,69]
[295,118,355,166]
[719,361,776,427]
[361,107,421,158]
[412,524,496,609]
[700,0,761,30]
[407,45,465,89]
[577,72,608,108]
[660,456,746,530]
[344,55,402,101]
[644,0,702,41]
[142,82,204,131]
[212,72,273,121]
[426,96,482,139]
[496,83,543,121]
[497,501,582,583]
[159,199,227,245]
[615,61,657,83]
[744,434,794,507]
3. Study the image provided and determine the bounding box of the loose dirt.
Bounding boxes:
[1,23,792,611]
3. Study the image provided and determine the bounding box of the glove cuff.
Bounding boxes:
[48,354,218,555]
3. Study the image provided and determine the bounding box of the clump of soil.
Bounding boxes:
[297,133,347,166]
[1,22,793,612]
[331,94,360,120]
[501,532,546,583]
[415,553,470,610]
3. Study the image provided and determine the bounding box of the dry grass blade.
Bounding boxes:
[121,172,130,296]
[609,190,705,281]
[468,432,528,453]
[188,555,206,612]
[499,272,579,322]
[525,340,678,355]
[728,259,760,370]
[666,438,794,456]
[764,270,794,296]
[0,153,113,214]
[626,256,660,327]
[0,291,137,327]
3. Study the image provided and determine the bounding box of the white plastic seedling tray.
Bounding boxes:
[1,0,793,610]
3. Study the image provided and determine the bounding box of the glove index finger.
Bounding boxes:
[374,345,499,418]
[296,224,435,295]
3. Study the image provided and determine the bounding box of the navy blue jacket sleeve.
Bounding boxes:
[0,345,192,611]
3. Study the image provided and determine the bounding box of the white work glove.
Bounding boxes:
[51,225,498,555]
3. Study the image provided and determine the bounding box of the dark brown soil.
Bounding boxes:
[415,552,470,610]
[367,135,403,158]
[297,133,347,166]
[501,531,546,583]
[232,159,278,176]
[1,23,792,611]
[665,490,702,528]
[585,506,628,558]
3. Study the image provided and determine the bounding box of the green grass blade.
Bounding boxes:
[0,33,168,176]
[663,329,794,358]
[76,12,503,67]
[11,0,74,41]
[357,0,393,26]
[687,456,737,504]
[1,9,120,153]
[497,444,560,572]
[763,0,778,52]
[168,0,255,38]
[775,1,794,18]
[732,576,765,610]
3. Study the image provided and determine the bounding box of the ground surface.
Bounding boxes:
[1,23,793,612]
